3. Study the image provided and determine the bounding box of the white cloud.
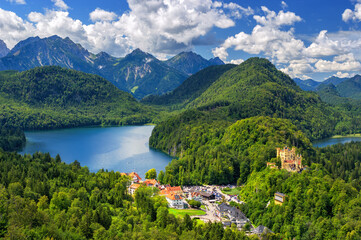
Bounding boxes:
[51,0,69,11]
[212,7,304,63]
[90,8,117,22]
[315,55,361,72]
[342,3,361,22]
[0,0,248,58]
[223,3,254,19]
[6,0,26,5]
[228,59,244,64]
[333,71,353,78]
[281,1,288,10]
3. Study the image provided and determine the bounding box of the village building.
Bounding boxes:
[188,191,203,203]
[129,183,141,195]
[274,192,286,205]
[165,186,183,195]
[266,162,278,169]
[143,179,159,187]
[121,172,142,184]
[200,191,215,201]
[216,203,249,228]
[276,146,303,172]
[252,225,273,236]
[166,193,184,209]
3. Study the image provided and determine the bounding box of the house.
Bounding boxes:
[252,225,273,236]
[200,191,215,200]
[165,186,183,195]
[129,183,141,195]
[274,192,286,205]
[121,172,142,184]
[277,146,303,172]
[266,162,278,169]
[166,193,184,209]
[216,203,249,227]
[143,179,159,187]
[188,191,203,203]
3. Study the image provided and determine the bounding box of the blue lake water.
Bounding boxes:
[20,126,173,178]
[312,137,361,148]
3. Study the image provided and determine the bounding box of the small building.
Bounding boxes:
[188,191,203,203]
[252,225,273,236]
[121,172,142,184]
[267,162,278,169]
[143,179,159,187]
[200,191,215,201]
[166,193,184,209]
[165,186,183,195]
[129,183,141,195]
[216,203,249,227]
[274,192,286,205]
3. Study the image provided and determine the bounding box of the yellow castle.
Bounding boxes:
[276,146,303,172]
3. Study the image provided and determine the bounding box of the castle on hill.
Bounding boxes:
[267,146,303,172]
[277,146,303,172]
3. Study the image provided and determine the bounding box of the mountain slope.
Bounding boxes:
[0,40,9,58]
[0,36,96,74]
[336,75,361,99]
[165,51,224,75]
[151,58,341,161]
[0,66,153,129]
[97,49,188,99]
[141,64,236,107]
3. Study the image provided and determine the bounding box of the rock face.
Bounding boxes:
[0,40,9,58]
[165,51,224,75]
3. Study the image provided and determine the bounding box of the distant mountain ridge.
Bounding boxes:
[0,36,222,99]
[294,76,349,91]
[165,51,224,75]
[0,40,9,58]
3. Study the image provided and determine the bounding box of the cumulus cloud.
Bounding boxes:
[223,2,254,19]
[228,59,244,64]
[51,0,69,11]
[281,1,288,10]
[90,8,117,22]
[6,0,26,5]
[333,71,353,78]
[212,7,303,63]
[0,0,253,57]
[342,3,361,22]
[315,54,361,72]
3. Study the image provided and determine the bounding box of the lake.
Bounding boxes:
[313,137,361,148]
[20,126,173,178]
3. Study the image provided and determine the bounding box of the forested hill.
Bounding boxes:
[141,64,236,108]
[0,66,154,129]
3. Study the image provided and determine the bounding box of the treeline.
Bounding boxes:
[0,66,154,130]
[0,126,25,151]
[152,116,313,186]
[0,150,255,239]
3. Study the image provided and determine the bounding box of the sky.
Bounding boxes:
[0,0,361,81]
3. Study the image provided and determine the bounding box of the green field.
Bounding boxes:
[168,208,206,218]
[222,187,241,195]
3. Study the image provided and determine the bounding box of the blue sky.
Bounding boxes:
[0,0,361,81]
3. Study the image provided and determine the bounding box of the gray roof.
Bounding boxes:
[252,225,272,234]
[275,192,286,197]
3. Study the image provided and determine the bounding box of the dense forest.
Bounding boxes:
[0,67,155,130]
[0,126,25,151]
[0,150,255,240]
[152,116,313,186]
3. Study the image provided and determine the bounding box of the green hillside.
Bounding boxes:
[141,64,236,108]
[0,66,154,129]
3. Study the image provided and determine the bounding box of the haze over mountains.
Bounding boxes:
[0,36,224,99]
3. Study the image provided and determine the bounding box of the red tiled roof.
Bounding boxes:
[130,183,141,189]
[144,179,158,186]
[167,193,182,200]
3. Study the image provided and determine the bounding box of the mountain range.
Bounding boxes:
[294,76,349,91]
[0,36,224,99]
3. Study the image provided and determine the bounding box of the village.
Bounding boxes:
[121,146,304,237]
